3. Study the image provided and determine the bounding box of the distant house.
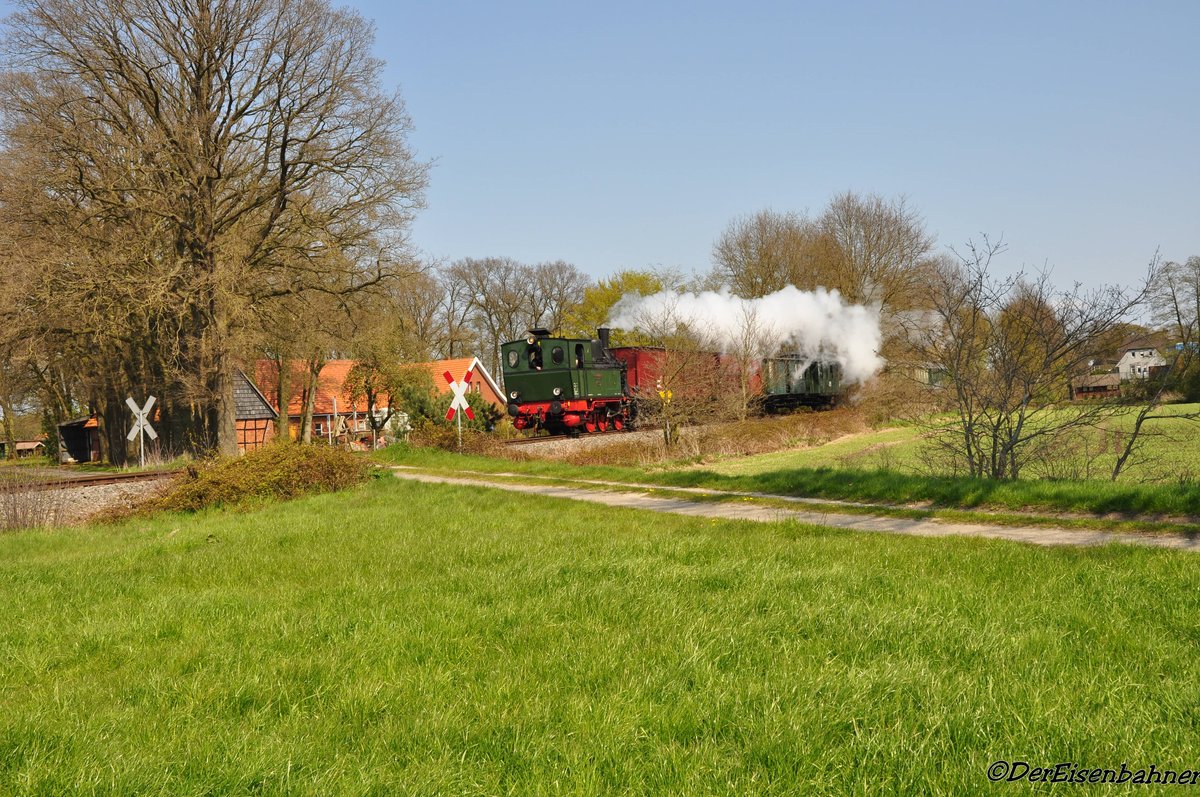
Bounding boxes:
[0,440,47,459]
[1070,373,1121,401]
[253,356,506,444]
[411,356,506,412]
[1117,347,1166,381]
[255,359,379,443]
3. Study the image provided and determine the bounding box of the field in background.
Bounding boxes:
[2,477,1199,793]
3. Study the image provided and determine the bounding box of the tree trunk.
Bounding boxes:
[273,354,290,438]
[215,361,238,457]
[0,400,16,460]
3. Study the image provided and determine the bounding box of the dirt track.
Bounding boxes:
[392,467,1200,553]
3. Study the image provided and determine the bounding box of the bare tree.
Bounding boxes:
[0,0,427,456]
[728,304,778,421]
[529,261,592,335]
[818,192,935,311]
[909,239,1150,479]
[711,210,834,298]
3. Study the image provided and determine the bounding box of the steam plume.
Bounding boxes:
[606,286,884,384]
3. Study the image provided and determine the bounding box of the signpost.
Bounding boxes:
[126,395,158,467]
[444,368,475,451]
[657,380,673,446]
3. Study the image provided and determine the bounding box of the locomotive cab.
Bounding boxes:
[501,328,633,434]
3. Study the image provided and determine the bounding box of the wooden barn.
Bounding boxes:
[58,416,101,463]
[0,440,47,459]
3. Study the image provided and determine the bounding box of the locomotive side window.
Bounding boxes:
[574,344,585,368]
[507,350,518,368]
[551,346,564,365]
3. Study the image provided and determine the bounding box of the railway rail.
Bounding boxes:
[501,428,641,447]
[1,469,182,493]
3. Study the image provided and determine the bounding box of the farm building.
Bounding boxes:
[253,356,505,445]
[1070,373,1121,401]
[254,359,381,444]
[58,416,101,463]
[0,440,47,459]
[233,369,277,452]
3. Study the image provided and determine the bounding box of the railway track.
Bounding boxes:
[2,469,182,493]
[501,428,641,447]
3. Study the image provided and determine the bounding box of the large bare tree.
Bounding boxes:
[0,0,427,455]
[908,240,1150,479]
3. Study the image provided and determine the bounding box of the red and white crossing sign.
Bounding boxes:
[444,368,475,421]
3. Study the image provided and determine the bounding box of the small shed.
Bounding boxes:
[0,440,47,459]
[58,416,101,463]
[1070,373,1121,401]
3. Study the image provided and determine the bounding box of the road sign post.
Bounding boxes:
[126,395,158,467]
[444,368,475,451]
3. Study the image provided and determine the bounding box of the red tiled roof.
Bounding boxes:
[253,355,505,419]
[254,359,385,417]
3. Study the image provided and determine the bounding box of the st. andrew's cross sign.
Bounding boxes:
[444,369,475,422]
[126,395,157,467]
[444,368,474,450]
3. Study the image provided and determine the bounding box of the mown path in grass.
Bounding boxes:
[392,467,1200,552]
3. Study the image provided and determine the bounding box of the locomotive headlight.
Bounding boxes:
[552,387,562,397]
[509,390,519,399]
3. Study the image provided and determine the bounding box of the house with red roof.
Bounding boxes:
[253,356,504,445]
[410,356,506,413]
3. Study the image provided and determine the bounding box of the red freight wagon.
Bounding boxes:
[610,346,762,403]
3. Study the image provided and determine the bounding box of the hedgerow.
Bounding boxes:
[144,443,375,513]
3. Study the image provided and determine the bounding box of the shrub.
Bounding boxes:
[0,472,64,531]
[144,444,375,513]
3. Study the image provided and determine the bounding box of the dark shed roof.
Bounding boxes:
[235,370,277,421]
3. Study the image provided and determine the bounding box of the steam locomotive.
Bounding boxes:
[501,328,843,434]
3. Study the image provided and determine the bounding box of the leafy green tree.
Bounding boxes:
[560,269,668,344]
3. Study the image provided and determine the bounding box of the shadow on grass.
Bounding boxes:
[653,467,1200,517]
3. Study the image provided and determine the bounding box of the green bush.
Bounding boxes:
[146,444,375,513]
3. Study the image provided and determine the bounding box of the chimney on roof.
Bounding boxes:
[597,327,611,351]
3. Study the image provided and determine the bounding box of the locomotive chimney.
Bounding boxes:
[597,327,611,350]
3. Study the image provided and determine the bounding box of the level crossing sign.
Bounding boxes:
[444,368,475,421]
[126,395,157,466]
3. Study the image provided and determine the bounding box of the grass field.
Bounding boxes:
[3,477,1199,794]
[701,404,1200,484]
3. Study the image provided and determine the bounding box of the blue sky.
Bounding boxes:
[3,0,1197,288]
[365,0,1198,287]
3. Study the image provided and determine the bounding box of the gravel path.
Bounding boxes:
[392,467,1200,552]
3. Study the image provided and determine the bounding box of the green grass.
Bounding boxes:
[379,445,1200,518]
[703,425,927,473]
[2,479,1199,794]
[705,403,1200,484]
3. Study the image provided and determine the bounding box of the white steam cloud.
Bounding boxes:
[606,286,884,384]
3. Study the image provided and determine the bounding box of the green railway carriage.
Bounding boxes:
[762,355,842,411]
[501,328,633,434]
